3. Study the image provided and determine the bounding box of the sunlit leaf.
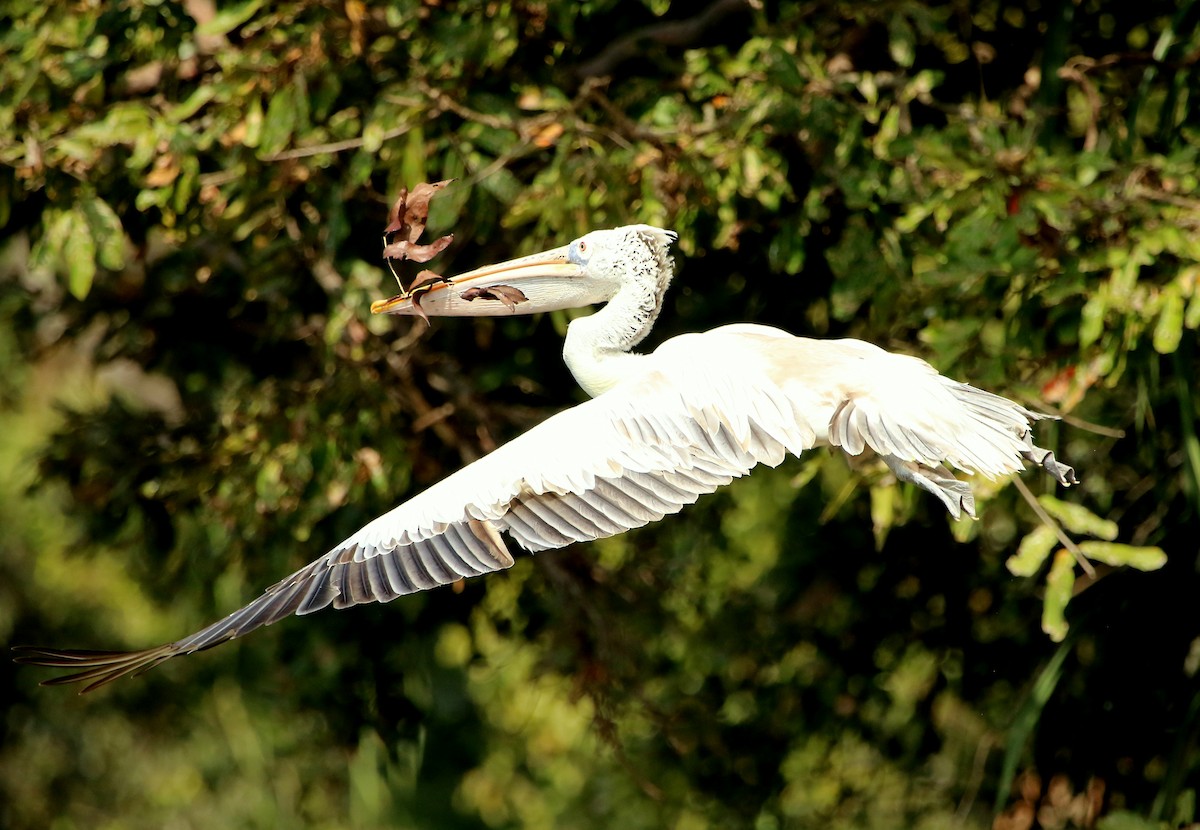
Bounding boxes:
[1096,811,1171,830]
[63,208,97,299]
[1079,293,1106,347]
[80,194,125,271]
[870,483,895,550]
[1041,549,1075,642]
[1078,541,1167,571]
[168,86,217,123]
[1007,525,1057,576]
[260,84,299,155]
[361,121,385,154]
[400,127,427,195]
[196,0,264,37]
[71,102,155,148]
[1152,284,1184,354]
[243,96,264,148]
[1037,496,1119,540]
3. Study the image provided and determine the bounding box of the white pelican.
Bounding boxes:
[16,225,1076,690]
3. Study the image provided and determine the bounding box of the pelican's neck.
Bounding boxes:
[563,280,663,398]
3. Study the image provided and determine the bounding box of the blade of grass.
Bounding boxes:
[994,632,1076,813]
[1174,345,1200,512]
[1126,0,1200,153]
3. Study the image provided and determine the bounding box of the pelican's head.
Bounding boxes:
[371,225,677,318]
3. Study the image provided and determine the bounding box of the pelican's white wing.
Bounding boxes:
[736,330,1077,517]
[19,348,813,689]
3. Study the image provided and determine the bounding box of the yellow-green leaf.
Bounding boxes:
[1079,293,1106,347]
[1153,284,1184,354]
[1184,265,1200,330]
[1095,810,1172,830]
[1007,525,1057,577]
[260,84,299,155]
[1078,541,1167,571]
[31,209,72,274]
[870,483,895,551]
[72,102,155,148]
[196,0,263,37]
[65,208,97,299]
[1037,496,1118,540]
[80,195,126,271]
[173,156,201,215]
[1041,549,1075,642]
[243,96,264,148]
[400,127,427,193]
[167,86,217,123]
[361,122,385,154]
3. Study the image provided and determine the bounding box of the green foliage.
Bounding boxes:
[3,1,1200,828]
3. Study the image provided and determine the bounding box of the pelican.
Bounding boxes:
[16,225,1076,691]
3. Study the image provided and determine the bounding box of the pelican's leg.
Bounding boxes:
[883,456,976,520]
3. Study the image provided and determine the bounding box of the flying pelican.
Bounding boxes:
[16,225,1076,691]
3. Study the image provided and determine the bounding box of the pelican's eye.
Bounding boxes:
[568,237,592,265]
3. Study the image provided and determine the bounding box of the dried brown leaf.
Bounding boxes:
[382,179,456,297]
[402,179,452,242]
[407,269,451,324]
[383,179,454,244]
[381,234,453,263]
[410,270,448,291]
[383,186,409,236]
[460,284,528,311]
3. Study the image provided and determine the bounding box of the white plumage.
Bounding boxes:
[17,225,1075,690]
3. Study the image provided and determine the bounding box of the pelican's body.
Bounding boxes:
[18,226,1076,690]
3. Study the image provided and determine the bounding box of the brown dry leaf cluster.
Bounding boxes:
[378,179,529,321]
[380,179,455,322]
[382,179,454,266]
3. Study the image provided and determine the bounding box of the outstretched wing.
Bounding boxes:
[708,329,1076,518]
[807,339,1078,517]
[16,354,813,691]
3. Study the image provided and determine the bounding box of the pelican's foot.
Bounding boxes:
[884,456,977,520]
[1021,438,1079,487]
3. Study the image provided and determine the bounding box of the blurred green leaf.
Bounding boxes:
[1007,524,1058,577]
[1037,496,1119,540]
[64,207,97,299]
[80,194,125,271]
[1042,549,1075,642]
[1097,812,1170,830]
[196,0,264,37]
[167,86,217,123]
[870,483,895,550]
[71,102,155,148]
[1080,293,1107,347]
[1079,541,1168,571]
[260,83,299,155]
[400,127,427,194]
[1153,284,1185,354]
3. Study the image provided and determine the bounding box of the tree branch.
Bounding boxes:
[574,0,759,80]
